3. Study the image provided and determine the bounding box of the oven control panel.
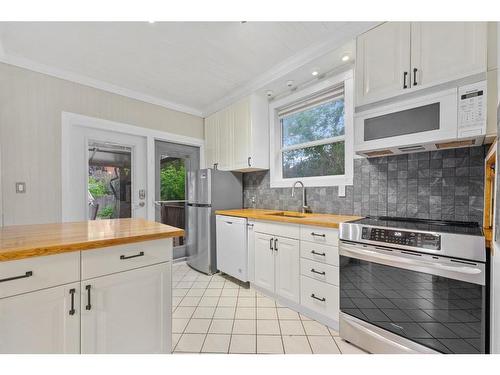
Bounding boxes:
[361,227,441,250]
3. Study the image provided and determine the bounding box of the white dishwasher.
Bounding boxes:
[216,215,248,282]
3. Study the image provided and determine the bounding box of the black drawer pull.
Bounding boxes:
[403,71,408,89]
[311,268,326,276]
[274,238,278,251]
[120,251,145,260]
[0,271,33,284]
[248,156,252,167]
[311,250,326,257]
[311,232,326,238]
[413,67,418,86]
[311,293,326,302]
[85,285,92,310]
[69,288,76,316]
[270,238,274,250]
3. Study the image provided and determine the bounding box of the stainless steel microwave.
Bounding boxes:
[354,81,487,157]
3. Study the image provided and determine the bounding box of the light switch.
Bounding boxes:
[16,182,26,193]
[338,185,346,197]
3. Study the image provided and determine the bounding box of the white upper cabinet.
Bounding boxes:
[356,22,411,106]
[355,22,487,106]
[204,114,218,169]
[411,22,487,90]
[204,94,269,172]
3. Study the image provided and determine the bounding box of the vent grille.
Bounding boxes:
[398,145,426,152]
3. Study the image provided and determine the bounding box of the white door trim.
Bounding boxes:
[61,111,205,222]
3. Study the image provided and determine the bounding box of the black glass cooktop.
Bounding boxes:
[353,216,483,236]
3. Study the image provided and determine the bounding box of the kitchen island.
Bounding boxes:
[0,218,183,354]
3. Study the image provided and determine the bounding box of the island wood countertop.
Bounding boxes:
[0,218,184,262]
[215,208,362,229]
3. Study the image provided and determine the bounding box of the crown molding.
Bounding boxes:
[201,22,379,117]
[0,52,204,117]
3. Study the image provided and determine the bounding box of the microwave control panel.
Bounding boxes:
[458,81,486,137]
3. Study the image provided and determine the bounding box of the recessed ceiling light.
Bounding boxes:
[148,21,156,24]
[342,55,350,62]
[266,90,274,98]
[312,71,319,76]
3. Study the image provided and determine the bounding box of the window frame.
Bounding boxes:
[269,70,354,188]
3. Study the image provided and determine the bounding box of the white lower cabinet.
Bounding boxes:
[251,221,340,327]
[0,282,80,354]
[81,263,171,354]
[0,239,173,354]
[300,275,339,320]
[254,232,300,303]
[254,232,276,292]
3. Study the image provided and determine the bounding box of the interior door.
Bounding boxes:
[0,282,80,353]
[411,22,487,89]
[275,236,300,303]
[64,125,147,221]
[355,22,411,106]
[81,263,170,354]
[254,232,275,292]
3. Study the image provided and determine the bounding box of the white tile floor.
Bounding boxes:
[172,262,368,354]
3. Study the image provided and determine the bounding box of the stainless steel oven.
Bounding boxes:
[339,217,487,354]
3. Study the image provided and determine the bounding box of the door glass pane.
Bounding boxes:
[88,142,132,220]
[159,155,186,247]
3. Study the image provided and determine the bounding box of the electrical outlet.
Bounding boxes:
[15,182,26,194]
[338,185,346,197]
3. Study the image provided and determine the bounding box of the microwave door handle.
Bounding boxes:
[339,243,484,283]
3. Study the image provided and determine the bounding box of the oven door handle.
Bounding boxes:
[339,242,485,285]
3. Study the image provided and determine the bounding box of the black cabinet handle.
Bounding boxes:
[311,250,326,257]
[311,232,326,238]
[413,68,418,86]
[213,163,218,170]
[274,238,278,251]
[248,157,252,167]
[120,251,144,260]
[403,71,408,89]
[311,268,326,276]
[0,271,33,284]
[85,285,92,311]
[269,238,274,250]
[69,288,76,316]
[311,293,326,302]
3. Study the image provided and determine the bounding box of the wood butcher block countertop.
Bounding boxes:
[0,218,184,262]
[215,208,362,229]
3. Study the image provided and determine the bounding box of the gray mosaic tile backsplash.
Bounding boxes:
[243,145,488,224]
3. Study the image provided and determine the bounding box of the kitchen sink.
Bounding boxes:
[266,211,307,218]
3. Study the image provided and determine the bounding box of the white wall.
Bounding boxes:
[0,62,204,226]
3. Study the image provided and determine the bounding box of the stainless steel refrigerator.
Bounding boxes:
[186,168,242,274]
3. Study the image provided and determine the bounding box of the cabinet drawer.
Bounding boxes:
[300,276,339,320]
[0,252,80,299]
[300,258,339,286]
[254,221,300,239]
[300,225,339,246]
[81,239,172,280]
[300,241,339,266]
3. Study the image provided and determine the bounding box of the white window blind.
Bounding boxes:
[277,83,344,119]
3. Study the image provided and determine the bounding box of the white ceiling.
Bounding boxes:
[0,22,377,116]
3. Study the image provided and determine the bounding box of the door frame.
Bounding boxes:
[62,112,204,222]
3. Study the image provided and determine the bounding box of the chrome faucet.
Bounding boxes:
[291,181,310,214]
